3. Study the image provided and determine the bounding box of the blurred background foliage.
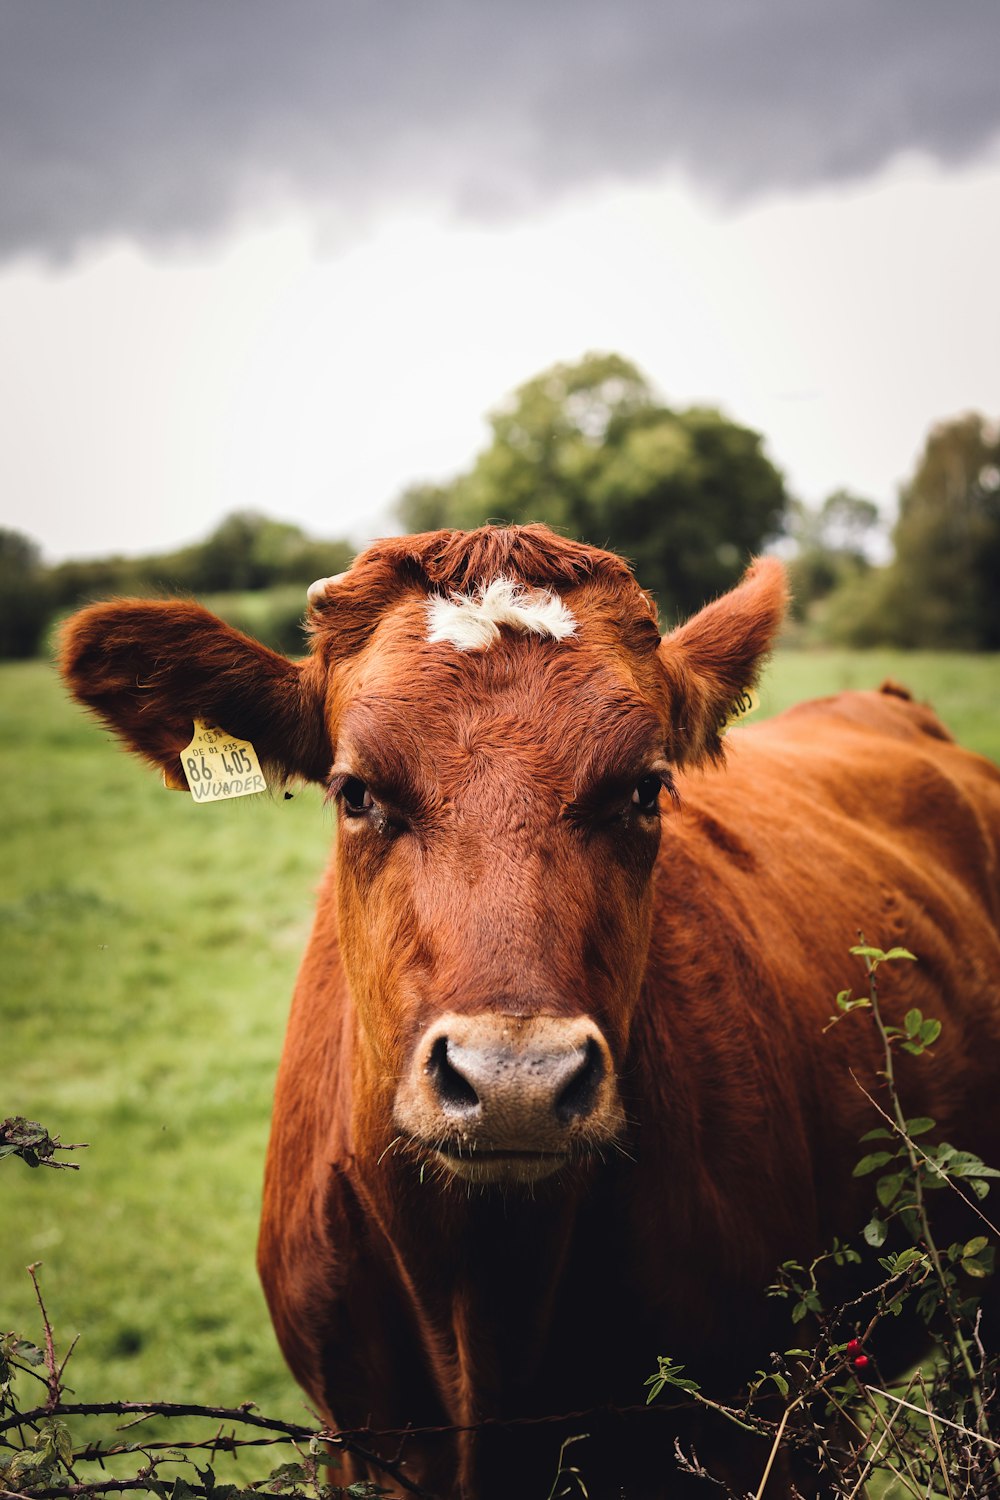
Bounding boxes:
[3,351,999,658]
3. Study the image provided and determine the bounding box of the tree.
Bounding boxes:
[397,354,789,623]
[891,414,1000,648]
[832,414,1000,649]
[0,529,51,659]
[785,489,882,626]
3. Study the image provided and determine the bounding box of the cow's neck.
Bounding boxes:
[352,1143,587,1422]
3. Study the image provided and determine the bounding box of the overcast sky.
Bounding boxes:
[2,1,999,561]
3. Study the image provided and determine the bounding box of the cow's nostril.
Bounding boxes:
[555,1037,605,1124]
[427,1036,480,1115]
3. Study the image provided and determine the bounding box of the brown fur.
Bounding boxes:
[58,525,1000,1499]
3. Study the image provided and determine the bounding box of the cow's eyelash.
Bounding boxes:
[658,768,681,806]
[564,766,680,823]
[325,772,348,805]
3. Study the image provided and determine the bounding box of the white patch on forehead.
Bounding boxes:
[425,577,577,652]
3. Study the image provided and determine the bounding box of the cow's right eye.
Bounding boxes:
[340,778,375,816]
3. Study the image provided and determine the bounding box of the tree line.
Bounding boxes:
[0,514,354,659]
[2,352,998,658]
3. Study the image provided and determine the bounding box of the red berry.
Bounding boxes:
[846,1338,862,1354]
[853,1354,870,1370]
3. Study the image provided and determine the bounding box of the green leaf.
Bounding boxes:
[904,1008,923,1036]
[962,1258,991,1279]
[791,1289,822,1323]
[644,1358,701,1400]
[919,1019,941,1046]
[917,1289,940,1322]
[904,1117,936,1136]
[833,993,870,1018]
[964,1236,989,1257]
[10,1337,45,1367]
[853,1151,894,1177]
[899,1209,920,1242]
[850,944,888,961]
[876,1172,905,1208]
[860,1127,895,1142]
[53,1421,74,1469]
[962,1243,995,1276]
[5,1449,56,1485]
[946,1152,1000,1179]
[922,1169,949,1189]
[264,1463,307,1492]
[882,947,918,962]
[863,1216,888,1247]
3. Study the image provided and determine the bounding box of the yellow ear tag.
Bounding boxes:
[720,687,760,734]
[178,720,268,803]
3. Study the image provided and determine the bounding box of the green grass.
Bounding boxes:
[757,648,1000,764]
[1,660,328,1454]
[1,649,997,1479]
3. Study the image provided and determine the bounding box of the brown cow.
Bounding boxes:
[60,524,1000,1499]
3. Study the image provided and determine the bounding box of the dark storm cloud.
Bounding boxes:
[2,0,999,261]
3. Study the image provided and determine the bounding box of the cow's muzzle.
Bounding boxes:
[394,1012,625,1184]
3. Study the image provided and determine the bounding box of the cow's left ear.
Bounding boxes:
[59,600,332,788]
[657,557,789,766]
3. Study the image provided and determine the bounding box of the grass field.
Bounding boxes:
[2,649,998,1482]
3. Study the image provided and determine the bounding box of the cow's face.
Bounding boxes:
[59,527,786,1188]
[319,589,668,1182]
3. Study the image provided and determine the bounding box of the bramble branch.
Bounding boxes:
[0,1120,87,1171]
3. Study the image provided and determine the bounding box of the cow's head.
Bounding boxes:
[60,525,786,1187]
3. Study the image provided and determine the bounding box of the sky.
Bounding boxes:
[1,0,999,563]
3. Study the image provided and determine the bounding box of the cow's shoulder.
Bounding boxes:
[655,686,999,1010]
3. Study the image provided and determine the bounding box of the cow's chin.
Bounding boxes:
[431,1145,571,1186]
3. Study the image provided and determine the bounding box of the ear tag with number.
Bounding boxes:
[178,720,268,803]
[720,687,760,735]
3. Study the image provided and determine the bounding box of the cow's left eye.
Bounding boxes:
[341,778,375,816]
[631,774,662,814]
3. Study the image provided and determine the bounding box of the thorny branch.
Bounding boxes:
[0,1121,86,1172]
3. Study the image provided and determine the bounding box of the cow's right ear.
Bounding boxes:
[58,600,332,789]
[657,557,789,766]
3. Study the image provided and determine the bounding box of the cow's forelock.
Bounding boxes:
[425,577,577,653]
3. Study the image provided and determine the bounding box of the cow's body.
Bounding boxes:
[60,525,1000,1499]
